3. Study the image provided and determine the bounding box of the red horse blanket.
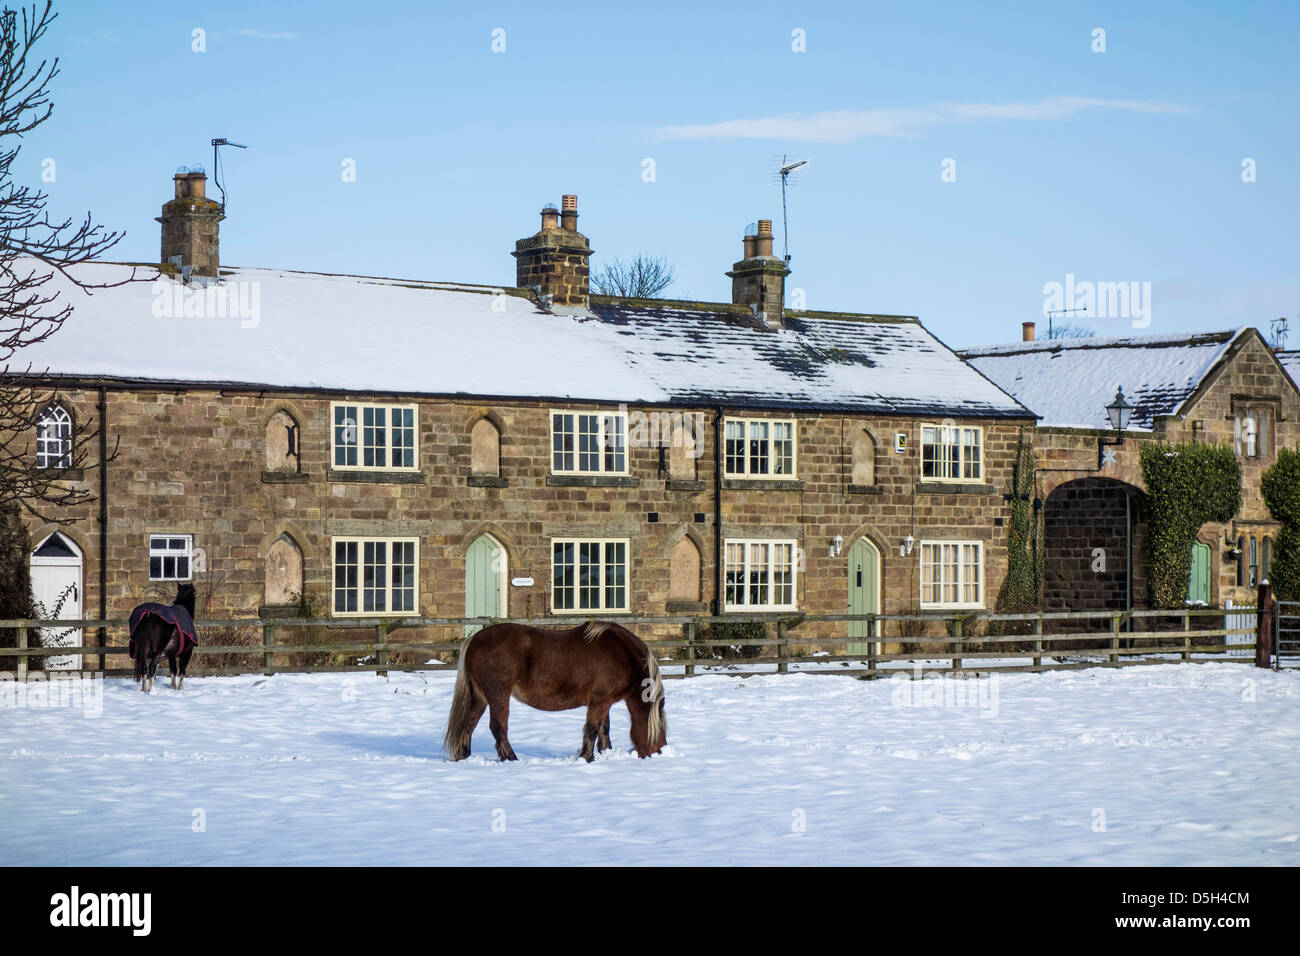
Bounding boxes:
[128,603,198,654]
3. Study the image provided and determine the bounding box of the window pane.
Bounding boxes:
[578,541,601,609]
[772,422,793,475]
[725,421,745,475]
[725,542,744,606]
[577,414,600,472]
[335,405,358,467]
[552,542,575,610]
[604,415,625,473]
[553,414,574,472]
[749,422,770,475]
[605,541,626,609]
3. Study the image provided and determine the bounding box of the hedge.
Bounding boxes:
[1139,440,1242,608]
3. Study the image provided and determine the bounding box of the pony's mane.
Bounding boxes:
[581,621,666,748]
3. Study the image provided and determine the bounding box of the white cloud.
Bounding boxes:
[654,96,1192,142]
[236,29,296,40]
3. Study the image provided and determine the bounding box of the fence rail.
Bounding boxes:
[0,605,1260,681]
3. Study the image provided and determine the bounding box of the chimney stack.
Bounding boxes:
[1022,321,1036,342]
[727,219,790,328]
[157,167,224,278]
[513,194,593,309]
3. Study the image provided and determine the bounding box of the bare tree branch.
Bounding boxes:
[591,253,675,300]
[0,1,134,521]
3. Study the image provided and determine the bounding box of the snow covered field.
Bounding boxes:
[3,663,1298,866]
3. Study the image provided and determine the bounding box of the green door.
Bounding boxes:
[847,538,880,656]
[465,535,505,638]
[1187,541,1211,604]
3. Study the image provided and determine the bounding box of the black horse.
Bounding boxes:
[128,584,198,692]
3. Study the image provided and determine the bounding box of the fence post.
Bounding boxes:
[376,621,389,677]
[1183,610,1192,662]
[262,622,275,676]
[1032,615,1043,669]
[1110,612,1121,665]
[951,616,963,673]
[1256,582,1274,669]
[867,615,878,678]
[17,623,27,682]
[684,620,695,678]
[776,620,788,675]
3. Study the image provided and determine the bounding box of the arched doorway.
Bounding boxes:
[1042,477,1148,622]
[30,532,83,669]
[465,534,506,638]
[847,537,881,656]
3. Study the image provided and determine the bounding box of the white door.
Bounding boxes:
[30,533,83,670]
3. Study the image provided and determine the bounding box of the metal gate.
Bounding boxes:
[1276,601,1300,669]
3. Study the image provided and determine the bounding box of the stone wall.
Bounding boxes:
[21,385,1032,657]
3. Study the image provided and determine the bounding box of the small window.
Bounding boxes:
[1236,535,1246,587]
[552,539,628,612]
[35,404,73,469]
[149,535,193,581]
[1234,404,1277,459]
[551,411,626,475]
[723,418,797,478]
[1249,536,1259,587]
[919,540,984,608]
[1263,536,1272,583]
[332,403,417,471]
[723,539,798,610]
[920,424,982,481]
[332,537,419,616]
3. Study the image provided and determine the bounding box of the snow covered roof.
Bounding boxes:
[959,329,1249,431]
[11,261,1032,418]
[1276,350,1300,391]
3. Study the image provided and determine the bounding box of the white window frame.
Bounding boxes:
[330,402,419,472]
[723,417,798,479]
[919,540,984,609]
[35,403,73,469]
[920,423,983,482]
[723,539,799,611]
[148,534,193,582]
[549,410,629,476]
[331,536,420,617]
[551,538,630,614]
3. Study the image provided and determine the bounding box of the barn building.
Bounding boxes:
[15,170,1041,664]
[962,322,1300,618]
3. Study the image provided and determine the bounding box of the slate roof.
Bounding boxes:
[11,261,1033,419]
[1276,350,1300,390]
[959,330,1249,431]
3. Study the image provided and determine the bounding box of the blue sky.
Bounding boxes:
[26,0,1300,348]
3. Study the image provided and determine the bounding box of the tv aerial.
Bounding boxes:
[1045,306,1087,339]
[1270,316,1289,350]
[776,155,809,263]
[210,137,248,211]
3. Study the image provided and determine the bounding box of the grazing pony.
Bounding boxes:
[444,621,667,762]
[128,584,198,692]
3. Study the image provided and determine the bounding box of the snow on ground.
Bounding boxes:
[2,664,1298,866]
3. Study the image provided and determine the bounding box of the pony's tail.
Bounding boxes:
[442,636,482,760]
[130,632,144,681]
[644,652,666,747]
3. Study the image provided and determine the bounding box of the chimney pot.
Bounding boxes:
[560,194,578,231]
[1022,321,1036,342]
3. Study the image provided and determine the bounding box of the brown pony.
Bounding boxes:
[443,621,667,762]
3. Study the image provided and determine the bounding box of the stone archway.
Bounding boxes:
[1042,477,1149,620]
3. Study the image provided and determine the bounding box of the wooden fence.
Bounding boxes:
[0,605,1259,681]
